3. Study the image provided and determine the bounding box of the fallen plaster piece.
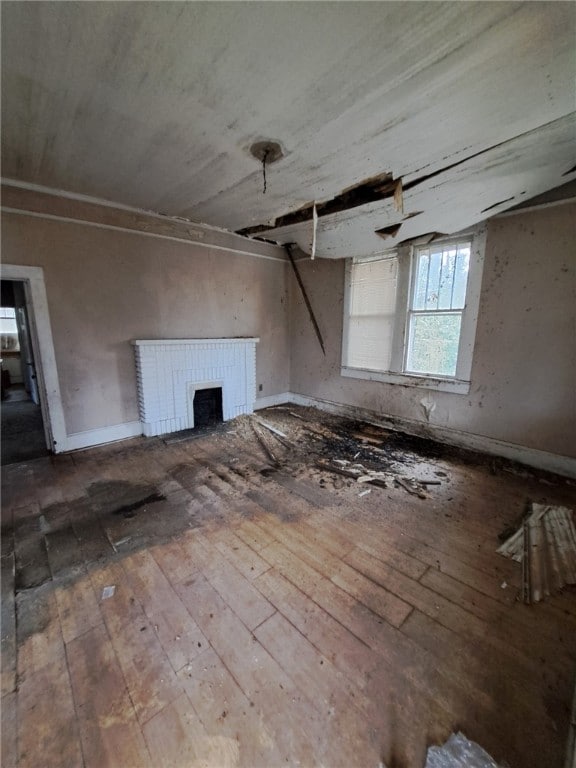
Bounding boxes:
[424,732,501,768]
[101,585,116,600]
[497,503,576,604]
[358,489,371,498]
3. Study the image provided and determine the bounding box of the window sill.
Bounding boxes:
[340,366,471,394]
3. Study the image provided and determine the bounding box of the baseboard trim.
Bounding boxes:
[254,392,292,410]
[63,421,143,452]
[58,393,576,479]
[287,392,576,479]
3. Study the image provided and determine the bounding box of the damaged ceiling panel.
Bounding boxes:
[2,2,575,258]
[252,112,576,257]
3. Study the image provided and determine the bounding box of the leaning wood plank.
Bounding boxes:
[67,624,153,768]
[18,655,83,768]
[286,244,326,355]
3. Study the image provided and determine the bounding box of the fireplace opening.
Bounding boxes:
[193,387,223,428]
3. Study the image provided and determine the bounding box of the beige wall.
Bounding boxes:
[289,203,576,458]
[2,213,290,435]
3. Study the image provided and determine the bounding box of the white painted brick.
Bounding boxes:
[133,339,258,437]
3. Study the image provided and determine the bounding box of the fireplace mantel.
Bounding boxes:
[132,338,259,437]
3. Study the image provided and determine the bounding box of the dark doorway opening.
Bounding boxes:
[1,279,49,465]
[193,387,223,428]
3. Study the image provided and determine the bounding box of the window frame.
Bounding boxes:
[341,226,486,395]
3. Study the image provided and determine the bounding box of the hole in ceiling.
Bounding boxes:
[249,141,284,164]
[238,171,396,236]
[375,223,402,239]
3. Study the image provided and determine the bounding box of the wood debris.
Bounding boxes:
[251,421,279,465]
[497,503,576,604]
[316,459,392,489]
[395,476,428,499]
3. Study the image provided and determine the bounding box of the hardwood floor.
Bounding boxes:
[1,407,575,767]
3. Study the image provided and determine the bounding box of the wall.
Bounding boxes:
[289,202,576,459]
[2,212,290,437]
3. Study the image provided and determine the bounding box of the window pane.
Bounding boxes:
[452,246,470,309]
[438,248,457,309]
[412,242,471,312]
[413,252,429,310]
[426,251,442,309]
[406,313,461,377]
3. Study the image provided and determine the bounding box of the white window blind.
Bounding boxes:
[344,257,398,371]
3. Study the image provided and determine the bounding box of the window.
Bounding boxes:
[0,307,20,351]
[405,241,470,377]
[342,228,485,394]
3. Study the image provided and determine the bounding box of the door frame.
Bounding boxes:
[1,264,67,452]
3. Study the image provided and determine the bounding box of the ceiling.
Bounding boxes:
[2,2,575,258]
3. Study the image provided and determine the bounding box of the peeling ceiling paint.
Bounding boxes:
[2,2,575,258]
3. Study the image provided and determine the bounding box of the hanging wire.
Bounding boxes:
[262,149,269,194]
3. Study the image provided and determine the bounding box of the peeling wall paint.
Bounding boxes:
[289,203,576,458]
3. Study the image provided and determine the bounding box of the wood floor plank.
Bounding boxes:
[257,538,496,717]
[6,412,575,768]
[234,518,276,551]
[151,538,197,584]
[17,655,83,768]
[255,515,413,628]
[16,584,65,678]
[178,647,282,767]
[1,551,16,696]
[89,562,183,724]
[67,624,153,768]
[181,532,276,631]
[54,570,103,644]
[121,549,208,672]
[141,692,210,768]
[342,544,549,676]
[253,567,373,692]
[174,571,353,767]
[254,611,382,767]
[1,691,17,768]
[206,527,272,580]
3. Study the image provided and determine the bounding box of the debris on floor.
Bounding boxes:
[101,585,115,600]
[424,732,502,767]
[497,503,576,604]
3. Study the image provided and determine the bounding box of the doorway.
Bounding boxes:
[1,279,49,464]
